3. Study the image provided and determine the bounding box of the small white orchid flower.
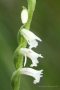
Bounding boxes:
[21,9,28,24]
[20,68,43,84]
[21,28,42,49]
[19,48,43,67]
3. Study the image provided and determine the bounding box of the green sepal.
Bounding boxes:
[17,26,27,47]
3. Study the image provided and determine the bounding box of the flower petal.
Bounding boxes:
[20,68,43,84]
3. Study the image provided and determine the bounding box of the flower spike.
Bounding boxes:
[19,48,43,67]
[20,28,42,49]
[20,68,43,84]
[11,0,44,90]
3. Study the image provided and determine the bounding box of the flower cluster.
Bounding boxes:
[19,9,43,84]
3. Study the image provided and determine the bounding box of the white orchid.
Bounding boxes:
[21,9,28,24]
[19,48,43,67]
[20,67,43,84]
[20,28,42,49]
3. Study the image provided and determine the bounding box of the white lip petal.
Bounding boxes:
[21,9,28,24]
[20,68,43,84]
[28,40,38,49]
[21,28,42,48]
[19,48,43,67]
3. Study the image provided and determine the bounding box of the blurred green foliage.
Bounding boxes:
[0,0,60,90]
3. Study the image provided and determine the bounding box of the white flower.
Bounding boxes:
[19,48,43,67]
[20,68,43,84]
[20,29,42,49]
[21,9,28,24]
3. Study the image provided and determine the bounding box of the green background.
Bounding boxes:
[0,0,60,90]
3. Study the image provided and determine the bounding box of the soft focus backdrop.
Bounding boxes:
[0,0,60,90]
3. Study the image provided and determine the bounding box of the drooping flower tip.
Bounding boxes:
[20,68,43,84]
[21,28,42,49]
[36,36,42,42]
[21,9,28,24]
[39,54,44,58]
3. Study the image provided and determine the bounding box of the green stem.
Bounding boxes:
[25,0,36,29]
[11,0,36,90]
